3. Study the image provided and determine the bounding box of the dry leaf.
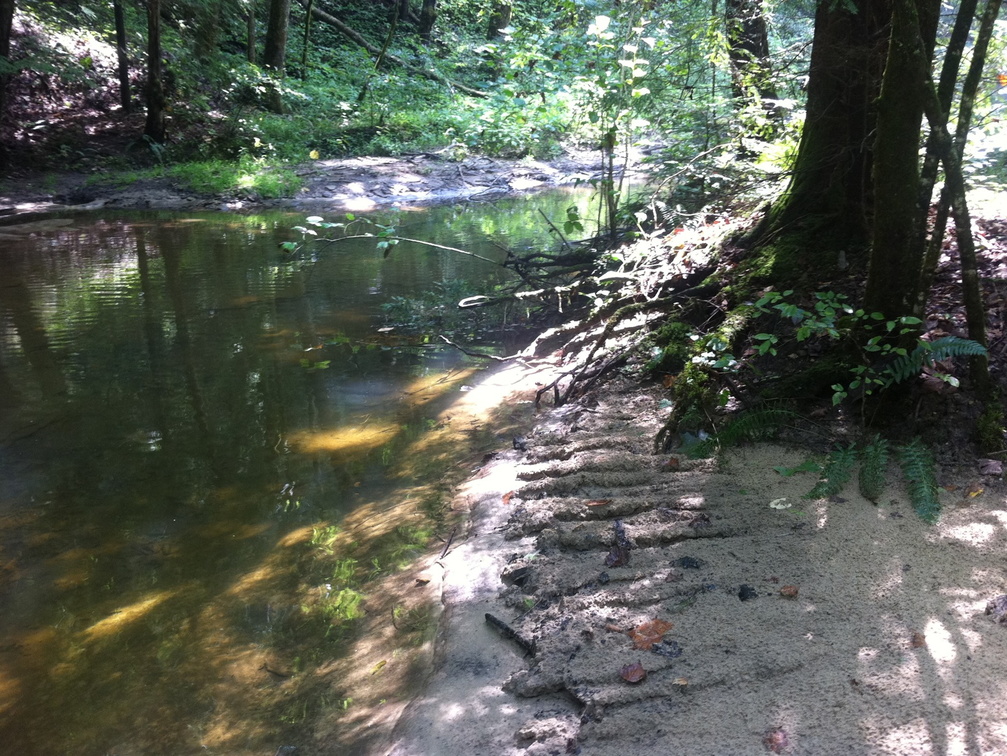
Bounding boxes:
[779,585,799,598]
[910,632,926,648]
[663,456,681,471]
[662,374,677,388]
[629,618,674,650]
[604,623,626,634]
[672,677,688,688]
[585,498,613,507]
[966,483,984,498]
[619,661,647,684]
[502,491,515,505]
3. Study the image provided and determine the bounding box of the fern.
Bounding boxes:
[898,438,941,523]
[804,444,857,499]
[885,336,987,385]
[687,408,797,458]
[858,434,889,502]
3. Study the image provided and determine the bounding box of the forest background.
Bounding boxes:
[2,0,1007,488]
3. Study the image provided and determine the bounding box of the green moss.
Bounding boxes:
[645,320,693,375]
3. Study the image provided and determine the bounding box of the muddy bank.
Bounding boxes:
[0,148,628,217]
[387,364,1007,756]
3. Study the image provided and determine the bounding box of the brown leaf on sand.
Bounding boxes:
[604,623,626,634]
[663,456,681,471]
[502,491,515,505]
[911,631,927,648]
[629,618,674,650]
[779,585,799,598]
[585,498,613,507]
[619,661,647,684]
[763,727,790,753]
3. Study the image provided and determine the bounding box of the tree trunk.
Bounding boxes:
[757,0,890,256]
[418,0,435,40]
[918,0,997,309]
[916,0,1000,395]
[144,0,166,143]
[247,1,256,63]
[487,1,511,40]
[725,0,775,105]
[263,0,290,112]
[194,0,221,62]
[113,0,130,111]
[299,0,313,77]
[864,0,940,319]
[0,0,16,158]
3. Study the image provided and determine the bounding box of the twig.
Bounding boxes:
[438,335,516,362]
[538,208,573,251]
[439,526,458,559]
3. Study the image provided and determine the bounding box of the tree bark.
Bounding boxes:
[487,1,511,39]
[299,0,313,77]
[758,0,890,254]
[0,0,16,157]
[418,0,435,40]
[307,3,487,97]
[918,0,998,311]
[864,0,940,319]
[113,0,130,112]
[262,0,290,112]
[247,1,256,63]
[144,0,166,143]
[725,0,776,106]
[916,0,1000,395]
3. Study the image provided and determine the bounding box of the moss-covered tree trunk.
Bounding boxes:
[757,0,889,258]
[864,0,940,319]
[263,0,290,113]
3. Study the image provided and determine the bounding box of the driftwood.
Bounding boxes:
[306,3,489,98]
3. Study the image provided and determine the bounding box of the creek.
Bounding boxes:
[0,190,592,754]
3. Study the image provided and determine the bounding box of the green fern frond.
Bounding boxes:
[858,434,889,502]
[688,408,797,458]
[886,337,987,385]
[898,437,941,523]
[804,444,857,499]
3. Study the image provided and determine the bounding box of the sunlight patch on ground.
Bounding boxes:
[871,562,904,600]
[923,617,957,666]
[944,521,998,545]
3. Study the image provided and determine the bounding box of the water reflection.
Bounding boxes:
[0,194,583,753]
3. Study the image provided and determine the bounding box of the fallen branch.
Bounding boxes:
[307,3,489,98]
[438,335,516,362]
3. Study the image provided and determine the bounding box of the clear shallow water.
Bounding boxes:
[0,192,589,754]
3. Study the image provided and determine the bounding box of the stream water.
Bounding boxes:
[0,190,591,754]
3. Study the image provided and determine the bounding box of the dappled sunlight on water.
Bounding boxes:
[0,198,569,753]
